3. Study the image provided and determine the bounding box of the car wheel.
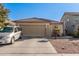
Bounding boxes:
[10,37,15,44]
[19,36,22,39]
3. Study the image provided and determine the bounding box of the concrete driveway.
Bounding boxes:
[0,38,57,56]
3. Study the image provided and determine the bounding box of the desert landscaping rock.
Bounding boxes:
[50,39,79,54]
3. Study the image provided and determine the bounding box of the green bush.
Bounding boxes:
[73,31,79,38]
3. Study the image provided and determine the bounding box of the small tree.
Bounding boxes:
[53,26,60,39]
[74,27,79,37]
[77,28,79,36]
[0,4,9,29]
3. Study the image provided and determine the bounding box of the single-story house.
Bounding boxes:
[14,17,63,38]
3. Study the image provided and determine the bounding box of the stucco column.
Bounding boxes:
[45,24,48,37]
[46,23,52,38]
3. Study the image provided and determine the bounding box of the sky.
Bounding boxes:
[3,3,79,21]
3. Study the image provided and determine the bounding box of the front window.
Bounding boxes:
[0,27,13,32]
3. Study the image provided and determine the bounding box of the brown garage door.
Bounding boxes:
[22,25,46,37]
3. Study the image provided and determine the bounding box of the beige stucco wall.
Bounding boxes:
[51,23,63,36]
[43,23,63,37]
[45,24,51,37]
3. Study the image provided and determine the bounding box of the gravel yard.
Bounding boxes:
[49,39,79,54]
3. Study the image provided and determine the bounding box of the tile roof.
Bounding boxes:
[14,17,58,22]
[64,12,79,16]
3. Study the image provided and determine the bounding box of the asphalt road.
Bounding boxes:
[0,38,57,56]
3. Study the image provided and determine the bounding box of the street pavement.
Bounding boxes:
[0,38,57,56]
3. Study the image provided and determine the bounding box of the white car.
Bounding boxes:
[0,26,22,44]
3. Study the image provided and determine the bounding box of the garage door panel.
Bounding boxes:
[22,25,45,37]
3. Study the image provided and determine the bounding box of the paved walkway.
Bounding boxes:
[0,38,57,56]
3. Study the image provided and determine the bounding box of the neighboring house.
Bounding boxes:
[61,12,79,35]
[14,17,63,38]
[0,20,16,28]
[5,20,16,26]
